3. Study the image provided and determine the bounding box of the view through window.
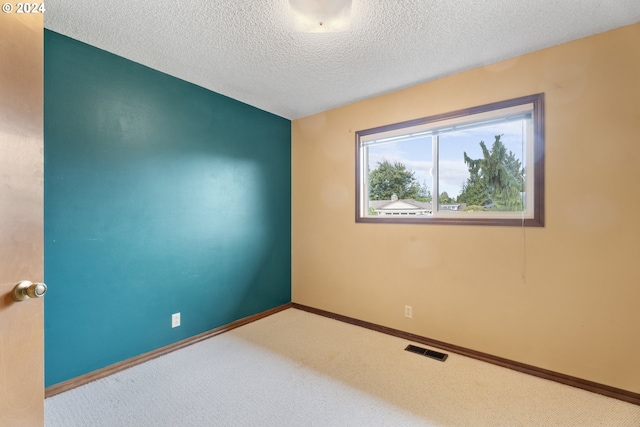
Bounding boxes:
[356,94,544,226]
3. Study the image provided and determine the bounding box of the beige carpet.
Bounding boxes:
[45,308,640,426]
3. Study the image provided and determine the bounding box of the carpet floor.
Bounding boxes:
[45,308,640,426]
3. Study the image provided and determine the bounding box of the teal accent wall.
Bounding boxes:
[44,30,291,387]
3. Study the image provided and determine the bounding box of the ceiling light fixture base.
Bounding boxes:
[289,0,353,33]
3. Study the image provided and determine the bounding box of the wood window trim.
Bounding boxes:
[355,93,545,226]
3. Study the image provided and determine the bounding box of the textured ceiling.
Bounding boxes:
[45,1,640,120]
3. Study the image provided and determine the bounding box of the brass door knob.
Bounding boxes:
[12,280,47,301]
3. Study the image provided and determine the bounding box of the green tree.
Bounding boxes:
[439,191,453,204]
[493,150,524,210]
[458,135,524,211]
[369,159,420,200]
[416,179,432,202]
[458,172,487,207]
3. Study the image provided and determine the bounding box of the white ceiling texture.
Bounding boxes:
[45,1,640,120]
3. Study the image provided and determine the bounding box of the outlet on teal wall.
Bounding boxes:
[44,30,291,387]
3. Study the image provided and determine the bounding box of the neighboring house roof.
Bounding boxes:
[370,199,432,215]
[369,200,390,210]
[440,203,466,211]
[370,199,470,215]
[376,199,432,211]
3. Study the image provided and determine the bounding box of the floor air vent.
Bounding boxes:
[405,344,448,362]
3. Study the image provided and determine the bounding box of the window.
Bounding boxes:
[356,94,544,226]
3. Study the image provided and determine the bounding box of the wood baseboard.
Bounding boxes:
[45,303,293,398]
[291,303,640,406]
[46,301,639,407]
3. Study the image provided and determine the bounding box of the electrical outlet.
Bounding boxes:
[172,312,180,328]
[404,305,412,319]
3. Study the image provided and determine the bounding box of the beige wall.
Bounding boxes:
[292,23,640,393]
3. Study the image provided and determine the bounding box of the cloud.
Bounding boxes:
[438,160,469,196]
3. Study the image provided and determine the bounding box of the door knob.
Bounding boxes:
[12,280,47,301]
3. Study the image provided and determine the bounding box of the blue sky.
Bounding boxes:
[367,120,526,198]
